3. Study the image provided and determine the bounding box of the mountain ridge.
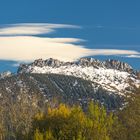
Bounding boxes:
[18,58,135,74]
[0,57,139,111]
[17,58,140,96]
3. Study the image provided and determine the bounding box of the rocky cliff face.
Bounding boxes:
[104,59,133,73]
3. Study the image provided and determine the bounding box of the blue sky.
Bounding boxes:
[0,0,140,72]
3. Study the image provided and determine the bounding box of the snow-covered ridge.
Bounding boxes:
[0,71,12,79]
[18,58,134,73]
[17,58,140,95]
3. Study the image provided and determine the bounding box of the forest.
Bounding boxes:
[0,88,140,140]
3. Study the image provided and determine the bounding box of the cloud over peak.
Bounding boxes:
[0,23,139,62]
[0,36,88,61]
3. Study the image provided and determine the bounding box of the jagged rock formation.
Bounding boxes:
[18,58,140,96]
[18,58,134,73]
[78,58,133,73]
[18,58,133,73]
[104,59,133,73]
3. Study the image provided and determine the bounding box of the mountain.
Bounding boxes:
[18,58,140,96]
[0,58,140,111]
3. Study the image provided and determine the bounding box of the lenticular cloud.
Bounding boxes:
[0,23,139,62]
[0,23,80,36]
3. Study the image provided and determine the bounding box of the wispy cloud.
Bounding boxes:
[125,55,140,58]
[0,23,139,62]
[91,49,139,56]
[0,23,80,36]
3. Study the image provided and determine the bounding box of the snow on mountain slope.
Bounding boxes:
[0,71,12,79]
[18,58,140,96]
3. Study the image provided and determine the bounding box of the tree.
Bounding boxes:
[111,88,140,140]
[118,93,140,140]
[0,91,46,140]
[32,102,115,140]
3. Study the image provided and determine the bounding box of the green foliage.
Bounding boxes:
[31,102,115,140]
[118,94,140,140]
[86,102,114,140]
[34,129,44,140]
[111,89,140,140]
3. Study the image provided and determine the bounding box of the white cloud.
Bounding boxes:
[0,23,80,36]
[0,36,89,61]
[91,49,140,56]
[125,54,140,58]
[0,23,139,62]
[0,36,139,62]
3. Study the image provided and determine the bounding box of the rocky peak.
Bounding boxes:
[31,58,64,67]
[77,58,133,73]
[31,59,45,67]
[78,58,103,68]
[104,59,133,73]
[17,64,29,73]
[17,57,135,74]
[45,58,64,67]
